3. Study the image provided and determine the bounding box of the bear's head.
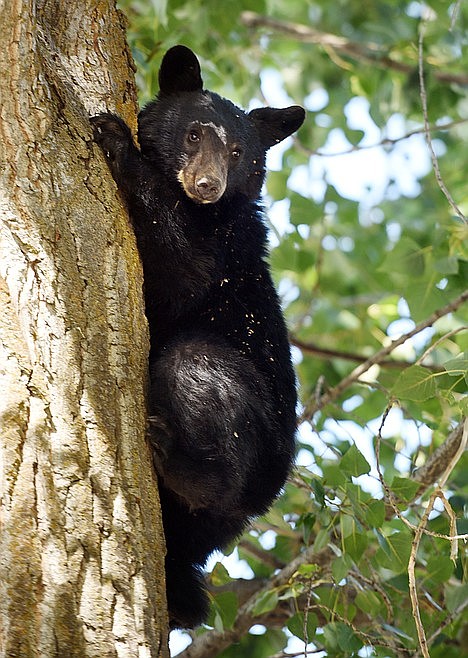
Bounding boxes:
[138,46,305,203]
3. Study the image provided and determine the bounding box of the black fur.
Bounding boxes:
[91,45,305,629]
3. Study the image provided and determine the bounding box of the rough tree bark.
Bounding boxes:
[0,1,168,656]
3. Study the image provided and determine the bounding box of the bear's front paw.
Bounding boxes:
[90,113,133,161]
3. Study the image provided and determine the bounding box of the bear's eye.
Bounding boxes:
[231,148,241,159]
[188,130,201,143]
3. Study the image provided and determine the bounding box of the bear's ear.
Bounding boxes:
[158,45,203,95]
[249,106,305,149]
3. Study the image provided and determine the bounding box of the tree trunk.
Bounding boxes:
[0,1,168,656]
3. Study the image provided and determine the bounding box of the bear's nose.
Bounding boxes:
[196,176,222,201]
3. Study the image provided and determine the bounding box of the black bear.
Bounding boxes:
[91,45,305,629]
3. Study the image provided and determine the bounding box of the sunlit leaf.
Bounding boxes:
[355,590,384,615]
[252,589,279,616]
[342,517,368,560]
[392,365,438,401]
[365,498,386,527]
[444,353,468,384]
[210,561,232,586]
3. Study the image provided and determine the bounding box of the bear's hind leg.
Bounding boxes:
[165,558,210,629]
[148,336,273,513]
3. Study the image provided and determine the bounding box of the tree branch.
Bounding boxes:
[300,289,468,421]
[180,417,466,658]
[418,16,466,222]
[241,11,468,86]
[291,336,441,371]
[298,119,468,158]
[180,545,334,658]
[406,421,466,657]
[412,421,466,495]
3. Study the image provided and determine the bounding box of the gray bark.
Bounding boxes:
[0,1,168,656]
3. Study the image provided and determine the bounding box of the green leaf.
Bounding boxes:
[210,561,232,586]
[444,353,468,384]
[210,591,238,631]
[404,283,449,323]
[379,238,425,280]
[298,512,316,544]
[213,609,224,632]
[343,529,368,561]
[355,590,384,615]
[445,583,468,613]
[323,622,363,652]
[289,192,323,226]
[376,532,412,573]
[342,517,368,560]
[296,563,319,577]
[313,527,330,552]
[424,555,454,585]
[287,612,318,641]
[311,477,326,507]
[322,462,347,487]
[340,444,371,477]
[434,256,459,274]
[266,170,289,199]
[390,476,421,502]
[364,498,386,528]
[252,589,279,616]
[392,365,438,402]
[332,554,354,582]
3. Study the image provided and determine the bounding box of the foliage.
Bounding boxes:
[118,0,467,656]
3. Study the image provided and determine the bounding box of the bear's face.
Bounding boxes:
[138,46,305,203]
[167,92,259,205]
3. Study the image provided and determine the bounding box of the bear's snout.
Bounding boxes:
[195,175,224,202]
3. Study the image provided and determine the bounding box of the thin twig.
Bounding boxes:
[420,598,468,655]
[415,326,468,366]
[374,402,398,506]
[300,119,468,159]
[450,0,463,31]
[182,421,465,658]
[438,490,460,562]
[300,289,468,420]
[289,336,440,370]
[375,413,467,541]
[418,18,466,222]
[241,11,468,86]
[408,490,437,658]
[292,336,442,371]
